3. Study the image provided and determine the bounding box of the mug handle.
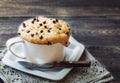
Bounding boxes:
[6,37,26,59]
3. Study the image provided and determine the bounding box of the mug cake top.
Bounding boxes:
[18,16,71,46]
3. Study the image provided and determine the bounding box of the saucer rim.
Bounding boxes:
[2,36,85,80]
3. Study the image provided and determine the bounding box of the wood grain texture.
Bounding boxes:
[0,0,120,16]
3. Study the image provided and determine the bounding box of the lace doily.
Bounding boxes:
[0,48,113,83]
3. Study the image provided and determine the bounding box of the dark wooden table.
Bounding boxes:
[0,0,120,83]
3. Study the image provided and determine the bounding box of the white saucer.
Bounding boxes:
[2,36,85,80]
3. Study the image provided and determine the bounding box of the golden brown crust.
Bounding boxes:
[18,16,71,46]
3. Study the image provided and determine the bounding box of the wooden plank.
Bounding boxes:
[0,0,120,16]
[0,16,120,46]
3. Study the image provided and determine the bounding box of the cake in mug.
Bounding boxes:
[18,16,71,46]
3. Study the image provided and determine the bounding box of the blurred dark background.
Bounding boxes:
[0,0,120,16]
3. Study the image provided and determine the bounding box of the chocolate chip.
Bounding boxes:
[33,18,36,21]
[69,28,71,31]
[53,20,56,24]
[18,33,21,35]
[31,34,34,37]
[47,42,52,45]
[48,30,50,33]
[36,18,39,22]
[37,19,39,22]
[44,26,47,28]
[65,32,69,36]
[53,19,58,24]
[65,42,68,45]
[34,17,39,22]
[39,35,43,39]
[23,23,26,27]
[32,18,36,24]
[40,30,43,33]
[32,20,35,24]
[65,42,70,47]
[26,30,30,33]
[56,19,58,22]
[59,28,61,30]
[39,23,42,26]
[36,32,38,35]
[43,21,46,24]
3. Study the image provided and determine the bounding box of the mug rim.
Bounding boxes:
[23,38,64,46]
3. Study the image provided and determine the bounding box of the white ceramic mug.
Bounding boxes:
[6,37,65,64]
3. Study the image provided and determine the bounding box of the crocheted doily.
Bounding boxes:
[0,48,113,83]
